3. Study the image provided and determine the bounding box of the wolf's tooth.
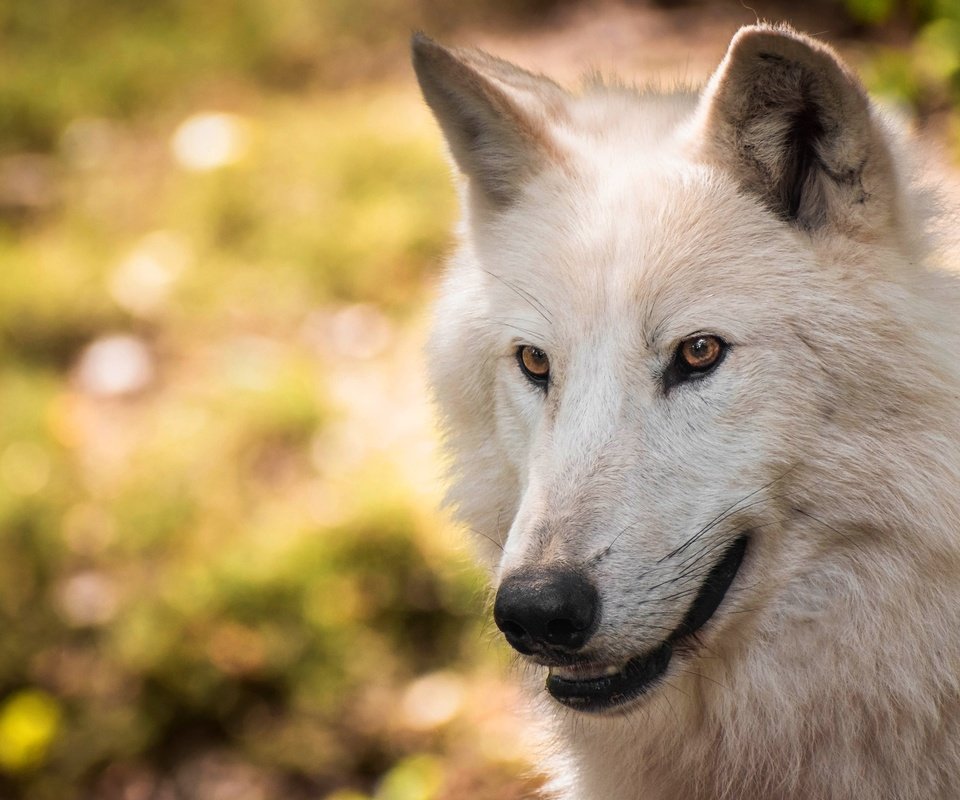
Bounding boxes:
[548,662,626,681]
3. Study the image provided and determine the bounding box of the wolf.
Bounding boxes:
[413,23,960,799]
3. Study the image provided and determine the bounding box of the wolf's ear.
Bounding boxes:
[696,25,895,232]
[411,33,566,208]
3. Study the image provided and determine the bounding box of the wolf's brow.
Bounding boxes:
[481,268,552,325]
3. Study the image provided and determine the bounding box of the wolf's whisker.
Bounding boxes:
[481,268,553,325]
[470,526,505,552]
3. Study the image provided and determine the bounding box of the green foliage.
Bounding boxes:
[847,0,960,146]
[844,0,898,24]
[0,0,568,155]
[0,2,539,798]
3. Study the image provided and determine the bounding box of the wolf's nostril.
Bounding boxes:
[501,620,527,639]
[493,567,599,654]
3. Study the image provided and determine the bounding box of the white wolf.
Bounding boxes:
[413,24,960,799]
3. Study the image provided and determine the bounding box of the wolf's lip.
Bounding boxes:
[546,643,673,712]
[545,534,749,713]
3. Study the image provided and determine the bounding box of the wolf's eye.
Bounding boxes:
[517,345,550,386]
[679,335,724,372]
[664,334,727,391]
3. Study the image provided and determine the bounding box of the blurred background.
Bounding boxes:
[0,1,958,798]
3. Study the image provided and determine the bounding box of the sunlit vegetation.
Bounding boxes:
[846,0,960,140]
[0,1,956,797]
[0,1,546,796]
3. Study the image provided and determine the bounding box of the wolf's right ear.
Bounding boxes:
[411,33,566,209]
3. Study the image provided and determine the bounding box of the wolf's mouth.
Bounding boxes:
[545,534,749,713]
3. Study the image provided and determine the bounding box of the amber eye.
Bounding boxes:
[517,345,550,385]
[663,334,727,392]
[679,335,724,371]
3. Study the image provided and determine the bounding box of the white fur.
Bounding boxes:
[418,25,960,799]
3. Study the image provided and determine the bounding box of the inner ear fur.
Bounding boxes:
[411,32,565,209]
[697,25,896,232]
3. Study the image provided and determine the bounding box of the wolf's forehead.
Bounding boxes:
[485,166,799,339]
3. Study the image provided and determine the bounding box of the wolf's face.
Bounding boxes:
[465,171,827,713]
[415,27,911,714]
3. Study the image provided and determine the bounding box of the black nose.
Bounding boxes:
[493,567,599,655]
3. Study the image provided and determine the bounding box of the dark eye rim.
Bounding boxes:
[663,334,729,391]
[516,345,550,388]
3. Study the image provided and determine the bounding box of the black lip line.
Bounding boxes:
[668,533,750,643]
[546,534,749,711]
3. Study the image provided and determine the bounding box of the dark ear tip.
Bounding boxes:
[723,23,864,100]
[730,22,802,45]
[727,23,838,65]
[411,31,459,81]
[410,31,444,63]
[410,30,431,51]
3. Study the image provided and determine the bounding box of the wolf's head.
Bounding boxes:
[414,26,952,716]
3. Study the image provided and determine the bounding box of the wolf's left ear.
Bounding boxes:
[696,25,896,233]
[411,33,567,209]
